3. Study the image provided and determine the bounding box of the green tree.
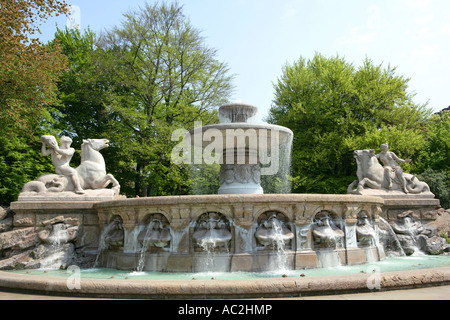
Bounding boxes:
[268,53,431,194]
[49,27,110,143]
[92,2,234,197]
[413,110,450,208]
[0,0,68,138]
[0,134,54,205]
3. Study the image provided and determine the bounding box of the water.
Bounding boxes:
[198,239,219,272]
[11,255,450,281]
[136,223,152,272]
[378,217,406,257]
[316,250,343,268]
[93,222,116,268]
[38,224,72,270]
[270,222,290,272]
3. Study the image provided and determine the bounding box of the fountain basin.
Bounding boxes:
[2,258,450,299]
[92,194,385,272]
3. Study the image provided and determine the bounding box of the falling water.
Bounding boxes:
[402,217,426,256]
[136,222,153,272]
[261,134,293,194]
[199,239,218,272]
[39,223,71,270]
[378,217,406,257]
[316,250,343,268]
[268,222,290,272]
[93,222,116,268]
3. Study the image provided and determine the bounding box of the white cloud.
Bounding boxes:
[366,5,382,30]
[442,23,450,35]
[336,28,376,46]
[414,13,434,26]
[404,0,432,10]
[411,43,438,58]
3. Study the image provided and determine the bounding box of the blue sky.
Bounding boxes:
[39,0,450,122]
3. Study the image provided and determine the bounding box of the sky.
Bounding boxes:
[38,0,450,123]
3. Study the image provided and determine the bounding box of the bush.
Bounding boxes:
[416,169,450,209]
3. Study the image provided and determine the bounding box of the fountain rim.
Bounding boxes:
[93,193,385,209]
[190,122,294,135]
[1,266,449,299]
[188,123,294,148]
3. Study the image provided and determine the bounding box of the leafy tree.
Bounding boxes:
[0,134,54,205]
[49,27,110,143]
[413,110,450,208]
[268,53,431,194]
[0,0,68,138]
[414,111,450,173]
[90,2,234,197]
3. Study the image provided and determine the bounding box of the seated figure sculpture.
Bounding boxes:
[41,136,85,194]
[20,135,120,199]
[348,144,432,196]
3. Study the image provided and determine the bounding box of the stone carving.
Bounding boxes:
[219,164,261,185]
[103,217,125,250]
[30,216,80,270]
[390,211,425,256]
[255,212,294,249]
[348,147,432,196]
[138,214,172,249]
[40,135,85,194]
[312,211,345,249]
[21,136,120,198]
[38,216,80,245]
[192,213,232,251]
[356,212,376,247]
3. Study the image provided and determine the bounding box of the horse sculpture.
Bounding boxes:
[22,138,120,196]
[348,149,431,195]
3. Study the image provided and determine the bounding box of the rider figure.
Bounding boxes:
[376,143,411,193]
[41,136,85,194]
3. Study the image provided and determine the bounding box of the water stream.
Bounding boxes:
[93,222,116,268]
[379,217,406,257]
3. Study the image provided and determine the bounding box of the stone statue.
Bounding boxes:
[348,146,433,196]
[20,136,120,199]
[376,143,411,193]
[41,135,85,194]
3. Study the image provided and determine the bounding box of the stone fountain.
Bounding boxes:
[1,103,447,275]
[189,103,294,195]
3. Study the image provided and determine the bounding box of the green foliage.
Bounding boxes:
[50,27,110,143]
[442,233,450,244]
[414,112,450,173]
[0,134,54,205]
[268,53,431,194]
[416,169,449,209]
[90,2,234,197]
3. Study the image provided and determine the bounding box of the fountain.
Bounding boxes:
[255,212,295,271]
[1,102,448,299]
[189,103,293,195]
